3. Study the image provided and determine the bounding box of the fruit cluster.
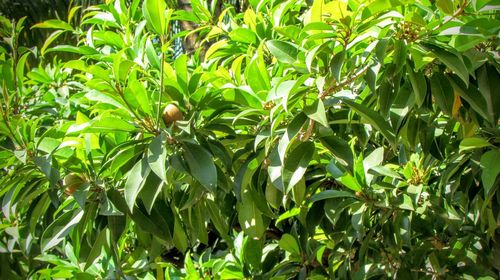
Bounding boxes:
[395,21,421,42]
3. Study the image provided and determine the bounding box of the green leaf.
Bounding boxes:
[430,74,454,115]
[184,252,198,278]
[245,52,271,93]
[238,191,266,239]
[147,134,167,181]
[172,213,188,252]
[480,149,500,195]
[191,0,211,22]
[174,54,189,95]
[229,28,257,44]
[15,51,30,93]
[46,45,99,55]
[369,165,402,179]
[338,173,362,191]
[283,141,315,192]
[139,171,163,214]
[129,80,152,115]
[342,99,396,146]
[477,64,499,124]
[124,158,151,212]
[331,50,345,82]
[266,40,298,64]
[32,19,74,31]
[308,190,357,203]
[363,147,384,186]
[304,99,329,127]
[41,208,84,252]
[85,90,127,111]
[447,76,491,122]
[70,118,138,134]
[459,137,492,152]
[145,38,161,70]
[276,208,301,225]
[279,234,301,255]
[377,79,396,117]
[430,46,469,86]
[41,30,66,55]
[366,0,395,15]
[189,204,209,244]
[220,266,244,279]
[391,40,407,75]
[407,65,427,108]
[182,142,217,192]
[243,238,263,270]
[277,113,308,163]
[319,135,354,169]
[34,156,60,188]
[436,0,455,15]
[398,194,414,211]
[84,229,109,270]
[143,0,167,35]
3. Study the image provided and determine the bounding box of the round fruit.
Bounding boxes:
[162,104,183,127]
[63,173,85,195]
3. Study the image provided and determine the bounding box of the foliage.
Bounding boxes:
[1,0,500,279]
[0,0,100,48]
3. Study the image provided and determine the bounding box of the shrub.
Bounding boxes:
[1,0,499,278]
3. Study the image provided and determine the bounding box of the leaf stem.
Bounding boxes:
[156,36,166,133]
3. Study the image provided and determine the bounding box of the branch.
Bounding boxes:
[421,0,469,39]
[320,63,371,100]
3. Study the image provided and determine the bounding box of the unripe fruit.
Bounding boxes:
[63,173,85,195]
[162,104,183,127]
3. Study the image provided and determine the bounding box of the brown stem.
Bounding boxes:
[419,0,469,40]
[320,63,371,100]
[301,118,315,141]
[115,82,156,134]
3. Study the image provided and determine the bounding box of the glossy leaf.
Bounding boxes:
[147,134,167,181]
[182,142,217,192]
[41,209,84,252]
[124,158,151,212]
[480,149,500,195]
[142,0,167,35]
[266,40,298,64]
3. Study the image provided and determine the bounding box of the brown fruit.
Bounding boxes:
[162,104,183,127]
[63,173,85,195]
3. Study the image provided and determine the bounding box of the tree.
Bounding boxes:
[1,0,499,279]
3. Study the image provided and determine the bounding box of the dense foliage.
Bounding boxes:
[1,0,499,279]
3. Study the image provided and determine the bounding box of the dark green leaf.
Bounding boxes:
[308,190,357,203]
[147,134,167,181]
[41,208,84,252]
[480,149,500,195]
[283,141,315,192]
[124,158,151,212]
[342,99,396,146]
[183,142,217,192]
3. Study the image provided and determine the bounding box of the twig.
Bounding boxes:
[421,0,469,39]
[320,63,371,100]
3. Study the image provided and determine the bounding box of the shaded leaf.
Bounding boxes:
[183,142,217,192]
[41,209,84,252]
[124,158,151,212]
[480,149,500,195]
